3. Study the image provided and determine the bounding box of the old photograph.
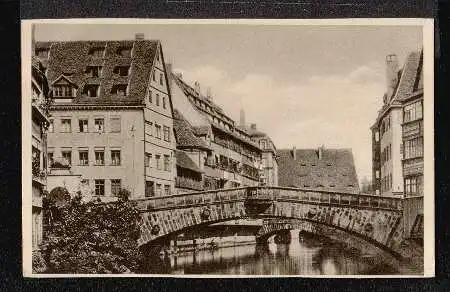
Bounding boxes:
[22,19,434,277]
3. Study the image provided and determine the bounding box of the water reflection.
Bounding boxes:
[142,237,400,275]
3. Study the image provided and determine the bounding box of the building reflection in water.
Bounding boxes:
[143,235,400,275]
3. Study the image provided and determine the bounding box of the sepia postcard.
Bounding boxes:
[22,19,434,277]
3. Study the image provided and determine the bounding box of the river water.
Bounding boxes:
[142,236,402,275]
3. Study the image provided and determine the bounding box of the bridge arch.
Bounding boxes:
[135,187,422,257]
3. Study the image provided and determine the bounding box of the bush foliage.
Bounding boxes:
[40,188,143,274]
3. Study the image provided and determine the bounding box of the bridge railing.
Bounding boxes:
[134,186,407,212]
[248,186,404,211]
[134,187,248,211]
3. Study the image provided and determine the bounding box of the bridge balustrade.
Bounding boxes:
[135,186,408,212]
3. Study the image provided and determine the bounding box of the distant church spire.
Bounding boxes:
[239,107,246,128]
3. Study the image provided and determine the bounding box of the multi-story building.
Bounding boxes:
[31,56,50,251]
[371,51,423,197]
[170,73,272,193]
[35,34,177,200]
[237,109,278,186]
[277,146,360,194]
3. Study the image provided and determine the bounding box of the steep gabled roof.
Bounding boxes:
[392,50,423,101]
[35,40,159,105]
[277,148,360,194]
[171,73,262,150]
[175,150,202,173]
[173,109,211,151]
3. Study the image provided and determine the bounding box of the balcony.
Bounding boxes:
[176,176,203,191]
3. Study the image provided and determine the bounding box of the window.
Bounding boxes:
[156,155,161,170]
[95,150,105,165]
[48,152,54,167]
[164,185,170,196]
[79,150,89,165]
[36,48,49,58]
[156,94,160,106]
[111,150,121,165]
[78,119,88,132]
[89,47,104,57]
[86,66,102,78]
[156,184,162,196]
[404,137,423,159]
[110,117,121,133]
[53,85,74,98]
[152,70,156,81]
[111,84,128,97]
[164,155,170,171]
[145,181,155,197]
[146,121,153,136]
[62,150,72,165]
[375,170,380,179]
[94,118,104,132]
[260,140,267,149]
[163,96,166,109]
[117,47,131,57]
[159,73,164,85]
[95,179,105,196]
[113,66,130,76]
[375,131,379,142]
[111,179,121,196]
[404,101,423,123]
[163,126,170,142]
[84,84,99,97]
[145,153,152,167]
[48,119,54,133]
[405,176,423,196]
[149,90,152,103]
[155,124,162,139]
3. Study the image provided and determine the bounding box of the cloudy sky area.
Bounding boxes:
[35,23,423,181]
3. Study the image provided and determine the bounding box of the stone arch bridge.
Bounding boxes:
[135,187,423,257]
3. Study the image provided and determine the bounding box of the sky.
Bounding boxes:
[34,23,423,181]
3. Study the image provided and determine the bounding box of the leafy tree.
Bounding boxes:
[40,188,143,273]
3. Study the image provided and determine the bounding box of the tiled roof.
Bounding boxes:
[392,50,423,101]
[172,73,262,150]
[173,109,211,150]
[172,73,233,122]
[192,125,211,136]
[277,148,360,194]
[175,150,202,173]
[35,40,159,105]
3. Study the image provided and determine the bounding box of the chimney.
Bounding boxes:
[292,146,297,160]
[250,123,257,130]
[135,33,145,40]
[194,81,200,95]
[240,108,246,127]
[318,145,324,160]
[206,87,212,102]
[386,54,399,101]
[31,24,36,56]
[165,63,173,91]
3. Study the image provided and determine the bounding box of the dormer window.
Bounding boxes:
[89,47,105,58]
[35,48,49,58]
[84,84,100,97]
[86,66,102,78]
[117,47,132,57]
[113,66,130,76]
[111,84,128,97]
[53,85,74,98]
